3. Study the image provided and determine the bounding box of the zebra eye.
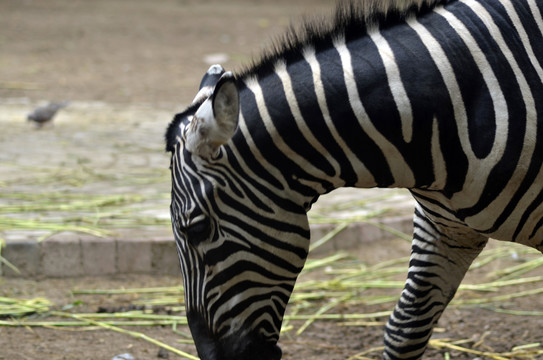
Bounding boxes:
[186,216,212,245]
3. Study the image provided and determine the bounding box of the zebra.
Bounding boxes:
[165,0,543,359]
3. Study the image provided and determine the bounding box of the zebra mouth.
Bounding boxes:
[223,341,282,360]
[197,335,282,360]
[187,311,282,360]
[238,341,282,360]
[208,333,282,360]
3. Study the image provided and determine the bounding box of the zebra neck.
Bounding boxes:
[235,39,438,204]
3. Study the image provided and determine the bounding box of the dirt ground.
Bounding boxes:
[0,0,332,106]
[2,239,543,360]
[1,1,543,360]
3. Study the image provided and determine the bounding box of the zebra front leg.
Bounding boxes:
[383,207,488,360]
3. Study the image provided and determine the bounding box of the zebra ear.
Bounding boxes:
[192,64,225,104]
[185,72,239,158]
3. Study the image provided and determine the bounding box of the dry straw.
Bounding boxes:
[2,234,543,359]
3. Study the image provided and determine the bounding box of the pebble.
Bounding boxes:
[112,353,135,360]
[157,348,169,359]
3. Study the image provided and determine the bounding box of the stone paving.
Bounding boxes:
[0,99,415,277]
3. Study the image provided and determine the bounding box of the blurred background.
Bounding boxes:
[2,0,375,259]
[0,0,331,106]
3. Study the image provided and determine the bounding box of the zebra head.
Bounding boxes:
[165,65,311,360]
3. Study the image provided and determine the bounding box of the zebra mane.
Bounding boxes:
[237,0,450,79]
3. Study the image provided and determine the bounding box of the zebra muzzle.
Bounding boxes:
[187,311,282,360]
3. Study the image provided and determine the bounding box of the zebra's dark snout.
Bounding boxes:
[187,311,282,360]
[224,340,282,360]
[220,340,282,360]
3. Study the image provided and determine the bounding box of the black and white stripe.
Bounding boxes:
[166,0,543,359]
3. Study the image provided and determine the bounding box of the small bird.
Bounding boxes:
[27,101,69,128]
